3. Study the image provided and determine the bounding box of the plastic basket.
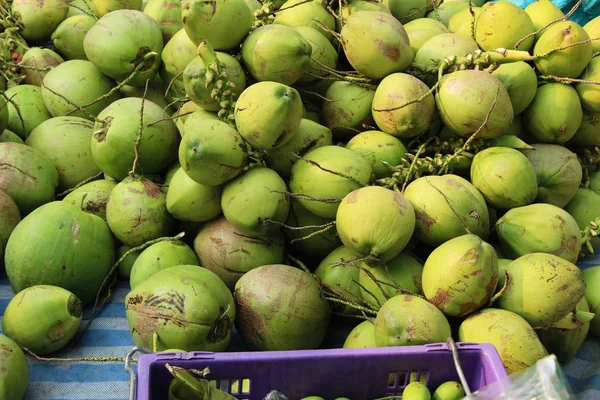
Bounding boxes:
[135,342,507,400]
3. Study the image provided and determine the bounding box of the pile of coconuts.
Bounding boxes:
[0,0,600,397]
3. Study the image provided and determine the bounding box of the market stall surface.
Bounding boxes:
[1,259,600,400]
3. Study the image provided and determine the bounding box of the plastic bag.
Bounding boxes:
[464,355,576,400]
[263,391,289,400]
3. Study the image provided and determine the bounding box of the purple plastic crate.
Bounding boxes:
[135,342,507,400]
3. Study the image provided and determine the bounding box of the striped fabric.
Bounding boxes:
[2,260,600,399]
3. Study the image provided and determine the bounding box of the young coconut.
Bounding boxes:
[84,10,164,87]
[343,320,376,348]
[447,7,481,39]
[533,21,593,79]
[178,119,248,186]
[582,266,600,336]
[422,234,498,317]
[241,24,312,85]
[475,1,536,51]
[425,1,470,28]
[294,26,339,83]
[0,143,58,215]
[143,0,183,44]
[63,179,117,220]
[106,177,174,247]
[193,217,285,290]
[129,240,199,289]
[12,0,69,42]
[91,98,180,180]
[576,56,600,113]
[458,308,548,374]
[117,244,141,279]
[374,295,452,347]
[320,81,376,140]
[403,174,490,247]
[338,0,391,31]
[5,84,52,139]
[92,0,143,15]
[166,167,222,222]
[385,0,427,23]
[51,15,97,61]
[41,60,122,120]
[182,0,252,50]
[126,265,235,352]
[564,188,600,250]
[0,334,28,400]
[19,48,64,86]
[26,116,100,191]
[524,83,583,143]
[520,144,582,207]
[584,16,600,53]
[68,0,97,17]
[159,28,198,103]
[2,285,82,355]
[346,130,407,179]
[491,61,538,116]
[404,18,449,53]
[470,147,538,210]
[0,190,20,262]
[497,253,586,328]
[274,0,336,41]
[234,82,303,150]
[5,201,115,305]
[435,70,514,139]
[414,33,478,74]
[340,11,413,79]
[372,73,436,139]
[234,264,331,351]
[221,167,290,235]
[524,0,564,40]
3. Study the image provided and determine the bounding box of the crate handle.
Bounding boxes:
[125,346,152,400]
[448,337,473,397]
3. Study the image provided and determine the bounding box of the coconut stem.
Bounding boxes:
[581,218,600,257]
[372,83,438,113]
[289,222,336,243]
[0,92,24,131]
[539,75,600,85]
[272,189,344,204]
[292,152,369,187]
[535,38,600,59]
[55,171,104,198]
[20,345,132,363]
[129,80,150,177]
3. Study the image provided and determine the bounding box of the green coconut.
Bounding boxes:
[266,118,333,180]
[193,217,285,290]
[414,32,478,73]
[372,73,436,138]
[590,172,600,196]
[433,382,465,400]
[534,21,593,78]
[2,285,82,354]
[403,382,431,400]
[160,28,198,103]
[524,83,583,143]
[52,15,96,60]
[339,0,391,31]
[404,18,449,53]
[346,130,407,178]
[182,0,252,50]
[173,101,201,135]
[422,234,498,317]
[343,320,377,348]
[491,61,538,115]
[426,1,470,27]
[5,84,52,139]
[458,308,548,374]
[524,0,564,40]
[374,295,452,346]
[0,143,58,215]
[0,334,29,400]
[144,0,183,44]
[234,264,331,350]
[19,47,64,86]
[83,10,164,86]
[336,186,415,262]
[447,7,480,39]
[475,1,535,51]
[321,81,376,140]
[93,0,143,15]
[436,70,514,139]
[584,16,600,53]
[106,176,174,247]
[67,0,97,17]
[520,144,582,207]
[404,174,490,247]
[582,266,600,336]
[241,24,312,85]
[183,52,246,112]
[564,189,600,249]
[166,167,222,222]
[41,60,122,119]
[25,116,100,191]
[234,82,303,150]
[0,130,24,144]
[117,244,141,279]
[358,252,424,308]
[91,98,180,180]
[126,264,235,351]
[5,201,115,305]
[570,110,600,146]
[12,0,69,42]
[294,26,339,83]
[385,0,427,23]
[576,56,600,113]
[0,190,21,263]
[284,198,341,260]
[497,253,585,327]
[274,0,336,41]
[129,240,199,288]
[119,79,173,111]
[62,179,117,220]
[289,145,373,218]
[340,11,413,79]
[496,203,582,263]
[178,119,248,186]
[179,107,219,137]
[470,147,538,210]
[221,167,290,235]
[314,246,362,316]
